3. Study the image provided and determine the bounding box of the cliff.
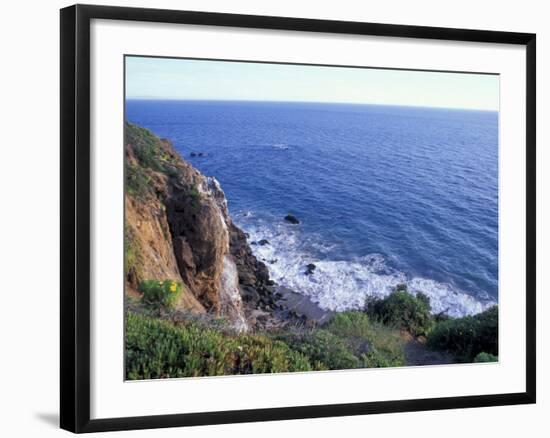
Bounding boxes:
[124,123,271,330]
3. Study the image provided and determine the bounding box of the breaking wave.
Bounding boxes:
[235,212,495,318]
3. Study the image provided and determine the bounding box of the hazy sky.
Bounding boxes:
[125,56,499,111]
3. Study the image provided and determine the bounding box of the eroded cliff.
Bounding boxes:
[124,123,270,330]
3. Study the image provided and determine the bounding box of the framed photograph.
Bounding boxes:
[60,4,536,433]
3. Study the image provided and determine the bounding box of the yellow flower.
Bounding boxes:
[170,282,177,293]
[159,281,164,286]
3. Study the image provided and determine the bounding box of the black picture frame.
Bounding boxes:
[60,4,536,433]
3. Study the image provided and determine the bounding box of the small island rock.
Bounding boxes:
[284,214,300,224]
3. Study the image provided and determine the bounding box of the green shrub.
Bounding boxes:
[125,312,314,379]
[188,186,201,208]
[327,312,406,367]
[427,306,498,361]
[474,352,498,363]
[125,163,151,199]
[124,225,139,279]
[272,312,405,370]
[366,286,433,336]
[327,311,373,340]
[125,309,411,379]
[125,123,179,176]
[138,280,183,309]
[274,329,359,370]
[126,123,164,171]
[364,331,406,367]
[361,348,399,368]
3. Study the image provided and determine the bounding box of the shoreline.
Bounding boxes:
[237,214,495,319]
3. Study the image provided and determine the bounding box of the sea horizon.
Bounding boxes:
[125,97,499,113]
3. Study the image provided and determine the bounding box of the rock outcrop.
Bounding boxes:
[124,122,330,331]
[284,214,300,224]
[124,123,271,330]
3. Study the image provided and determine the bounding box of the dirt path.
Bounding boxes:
[402,333,457,366]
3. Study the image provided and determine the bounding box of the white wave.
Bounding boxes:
[237,216,495,317]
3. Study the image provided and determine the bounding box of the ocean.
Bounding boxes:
[126,100,499,317]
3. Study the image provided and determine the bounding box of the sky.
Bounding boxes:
[125,56,499,111]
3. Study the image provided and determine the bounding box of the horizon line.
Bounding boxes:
[124,97,499,112]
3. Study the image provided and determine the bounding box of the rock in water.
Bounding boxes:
[284,214,300,224]
[305,263,317,275]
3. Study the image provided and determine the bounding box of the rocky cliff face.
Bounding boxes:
[124,123,274,330]
[125,124,336,330]
[125,124,284,330]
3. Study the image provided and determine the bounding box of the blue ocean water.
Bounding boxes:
[126,100,498,316]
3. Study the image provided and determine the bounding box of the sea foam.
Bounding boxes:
[237,213,494,318]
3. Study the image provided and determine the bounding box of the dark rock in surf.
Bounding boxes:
[305,263,317,275]
[284,214,300,224]
[258,239,270,246]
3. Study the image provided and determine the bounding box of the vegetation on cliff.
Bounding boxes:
[125,309,405,380]
[125,311,313,379]
[126,290,499,379]
[366,287,498,363]
[138,279,184,309]
[427,305,498,361]
[124,121,255,322]
[366,285,433,336]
